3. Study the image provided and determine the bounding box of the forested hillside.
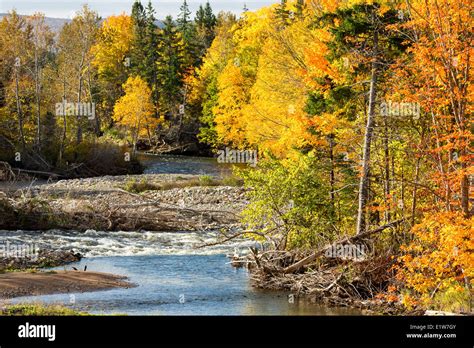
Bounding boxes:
[0,0,472,312]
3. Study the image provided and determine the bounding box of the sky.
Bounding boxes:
[0,0,277,19]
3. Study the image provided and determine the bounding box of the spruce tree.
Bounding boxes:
[276,0,290,24]
[144,1,159,112]
[195,1,217,55]
[177,0,197,67]
[156,15,185,116]
[130,1,147,75]
[203,1,217,47]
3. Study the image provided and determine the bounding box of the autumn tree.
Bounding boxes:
[57,6,100,148]
[189,12,237,148]
[92,14,133,127]
[391,0,473,310]
[27,13,54,150]
[0,11,32,152]
[113,76,158,153]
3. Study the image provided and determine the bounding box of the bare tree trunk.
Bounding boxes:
[34,50,42,150]
[58,78,67,165]
[76,75,83,145]
[383,116,391,223]
[76,50,86,146]
[328,134,336,213]
[14,67,26,149]
[356,28,378,235]
[460,162,470,217]
[87,62,101,136]
[411,156,421,225]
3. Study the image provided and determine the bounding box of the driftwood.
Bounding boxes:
[149,142,194,155]
[282,218,408,274]
[12,168,62,178]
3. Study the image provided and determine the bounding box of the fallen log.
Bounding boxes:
[282,218,408,274]
[12,168,63,178]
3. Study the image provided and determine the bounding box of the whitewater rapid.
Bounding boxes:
[0,229,257,257]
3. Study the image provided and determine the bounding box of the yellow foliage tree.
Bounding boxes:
[91,14,132,78]
[396,212,473,311]
[210,2,351,157]
[113,76,158,152]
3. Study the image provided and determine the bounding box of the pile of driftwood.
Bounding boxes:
[238,219,408,306]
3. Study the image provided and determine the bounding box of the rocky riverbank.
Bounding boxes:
[0,174,248,232]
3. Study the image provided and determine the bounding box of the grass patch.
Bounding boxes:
[122,175,243,193]
[122,178,160,193]
[198,175,219,186]
[1,304,89,316]
[432,284,472,313]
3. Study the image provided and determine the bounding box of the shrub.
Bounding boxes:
[396,212,473,311]
[238,151,356,249]
[123,178,159,193]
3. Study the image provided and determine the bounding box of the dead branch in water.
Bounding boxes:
[194,229,271,249]
[245,218,408,275]
[281,218,408,274]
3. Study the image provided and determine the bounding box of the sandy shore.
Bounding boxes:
[0,271,135,299]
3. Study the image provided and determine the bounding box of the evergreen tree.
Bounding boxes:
[177,0,197,67]
[195,1,217,56]
[195,5,205,28]
[276,0,290,24]
[144,1,159,112]
[156,15,186,116]
[130,1,160,114]
[319,3,406,233]
[130,0,147,75]
[203,1,217,46]
[177,0,193,43]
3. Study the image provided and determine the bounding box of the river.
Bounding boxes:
[3,154,362,315]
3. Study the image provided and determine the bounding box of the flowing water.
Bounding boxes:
[1,154,362,315]
[137,153,232,177]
